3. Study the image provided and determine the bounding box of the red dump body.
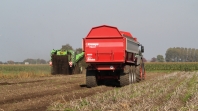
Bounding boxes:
[83,25,140,70]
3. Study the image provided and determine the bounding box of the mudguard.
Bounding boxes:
[136,55,142,66]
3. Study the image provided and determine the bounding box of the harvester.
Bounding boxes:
[50,49,84,74]
[82,25,145,87]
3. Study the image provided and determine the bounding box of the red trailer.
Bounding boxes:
[82,25,145,87]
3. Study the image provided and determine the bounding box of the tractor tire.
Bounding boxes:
[86,70,97,88]
[120,65,130,86]
[135,60,143,82]
[51,67,55,75]
[53,66,58,75]
[135,65,141,82]
[142,63,146,80]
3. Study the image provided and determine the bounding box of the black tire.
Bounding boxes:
[131,66,136,83]
[120,65,130,86]
[120,73,130,86]
[142,63,145,80]
[51,67,55,75]
[136,59,144,82]
[129,69,132,84]
[135,65,141,82]
[52,66,58,75]
[86,70,97,88]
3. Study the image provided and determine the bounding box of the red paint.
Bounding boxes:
[83,25,139,71]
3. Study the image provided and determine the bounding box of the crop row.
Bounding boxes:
[1,62,198,74]
[145,62,198,71]
[49,72,198,110]
[0,64,51,74]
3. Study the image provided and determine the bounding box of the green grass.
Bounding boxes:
[0,64,51,78]
[145,62,198,72]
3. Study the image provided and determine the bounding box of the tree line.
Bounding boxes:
[0,59,48,64]
[165,47,198,62]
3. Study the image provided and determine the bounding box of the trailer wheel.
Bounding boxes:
[120,73,130,86]
[129,70,132,84]
[131,66,136,83]
[120,65,130,86]
[86,70,97,88]
[136,61,143,82]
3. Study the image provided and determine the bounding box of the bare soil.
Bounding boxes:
[0,72,165,111]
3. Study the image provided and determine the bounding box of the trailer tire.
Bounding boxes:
[131,66,136,83]
[120,65,130,86]
[120,73,130,86]
[86,70,97,88]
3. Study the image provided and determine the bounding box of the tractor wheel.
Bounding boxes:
[52,66,58,75]
[86,70,97,88]
[51,67,55,75]
[131,66,136,83]
[142,63,146,80]
[120,65,130,86]
[135,61,143,82]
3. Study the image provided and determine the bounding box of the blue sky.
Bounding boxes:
[0,0,198,62]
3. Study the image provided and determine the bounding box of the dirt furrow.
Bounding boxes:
[0,72,167,111]
[1,85,113,111]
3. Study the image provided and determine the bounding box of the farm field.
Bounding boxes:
[0,63,198,110]
[1,62,198,76]
[0,64,51,79]
[0,71,197,111]
[49,71,198,111]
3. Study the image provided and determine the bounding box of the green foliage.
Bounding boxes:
[80,99,89,107]
[157,55,164,62]
[165,47,198,62]
[151,57,157,62]
[75,48,87,68]
[23,59,47,64]
[145,62,198,71]
[0,64,50,75]
[62,44,73,50]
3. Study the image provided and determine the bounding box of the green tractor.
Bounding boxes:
[50,49,84,75]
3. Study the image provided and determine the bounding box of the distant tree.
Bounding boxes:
[187,48,192,62]
[23,59,36,64]
[36,59,47,64]
[7,60,14,64]
[183,48,187,61]
[151,57,157,62]
[165,48,172,62]
[75,48,83,54]
[142,58,147,62]
[0,61,3,64]
[165,47,198,62]
[195,49,198,62]
[157,55,164,62]
[62,44,73,50]
[23,58,47,64]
